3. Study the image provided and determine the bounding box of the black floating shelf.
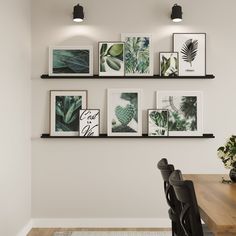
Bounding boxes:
[41,74,215,80]
[41,133,215,139]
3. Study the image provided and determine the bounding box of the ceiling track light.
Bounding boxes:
[73,4,84,22]
[171,4,183,23]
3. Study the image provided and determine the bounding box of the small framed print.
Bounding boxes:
[121,33,153,76]
[107,89,142,136]
[160,52,178,77]
[99,42,125,76]
[148,109,169,136]
[79,109,100,137]
[50,90,87,136]
[173,33,206,76]
[156,91,203,136]
[49,46,93,76]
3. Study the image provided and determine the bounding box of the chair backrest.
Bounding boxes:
[169,170,204,236]
[157,159,184,235]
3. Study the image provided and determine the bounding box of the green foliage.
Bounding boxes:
[100,43,123,72]
[218,136,236,169]
[55,96,82,131]
[161,54,178,77]
[168,111,189,131]
[115,104,136,126]
[125,37,150,74]
[53,50,89,73]
[150,111,168,135]
[181,39,198,67]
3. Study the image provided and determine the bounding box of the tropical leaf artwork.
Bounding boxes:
[99,43,124,76]
[55,96,82,131]
[149,110,168,136]
[53,49,89,74]
[181,39,198,67]
[124,36,150,74]
[160,53,178,77]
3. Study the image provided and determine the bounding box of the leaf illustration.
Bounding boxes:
[106,57,121,71]
[100,44,107,56]
[100,62,106,72]
[108,44,123,57]
[181,39,198,67]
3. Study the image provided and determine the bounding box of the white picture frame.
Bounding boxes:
[50,90,87,136]
[49,46,93,76]
[173,33,206,76]
[107,89,142,136]
[156,91,203,136]
[121,33,153,76]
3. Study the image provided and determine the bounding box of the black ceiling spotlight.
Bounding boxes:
[171,4,183,23]
[73,4,84,22]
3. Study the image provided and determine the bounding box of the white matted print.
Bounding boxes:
[99,42,124,76]
[50,90,87,136]
[173,33,206,76]
[156,91,203,136]
[148,109,169,136]
[107,89,142,136]
[49,46,93,76]
[121,33,153,76]
[79,109,100,137]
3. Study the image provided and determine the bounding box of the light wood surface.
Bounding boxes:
[27,228,170,236]
[184,174,236,236]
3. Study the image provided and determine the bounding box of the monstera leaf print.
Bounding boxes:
[181,39,198,66]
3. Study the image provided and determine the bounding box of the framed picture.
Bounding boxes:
[79,109,100,137]
[148,109,169,136]
[121,33,153,76]
[49,46,93,76]
[50,90,87,136]
[156,91,203,136]
[160,52,179,77]
[107,89,142,136]
[99,42,124,76]
[173,33,206,76]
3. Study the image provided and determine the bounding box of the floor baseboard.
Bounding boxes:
[16,219,33,236]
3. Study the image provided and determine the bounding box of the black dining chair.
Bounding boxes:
[169,170,206,236]
[157,158,185,236]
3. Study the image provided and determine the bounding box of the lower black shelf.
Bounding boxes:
[41,133,215,139]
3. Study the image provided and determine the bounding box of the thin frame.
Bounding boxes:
[49,46,93,76]
[121,33,153,76]
[79,109,100,137]
[50,90,88,136]
[107,88,142,136]
[98,41,125,77]
[173,33,206,76]
[159,52,179,77]
[156,91,203,136]
[147,109,169,136]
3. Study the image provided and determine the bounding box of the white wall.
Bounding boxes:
[32,0,233,222]
[0,0,31,235]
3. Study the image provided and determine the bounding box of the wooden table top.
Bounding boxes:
[184,174,236,236]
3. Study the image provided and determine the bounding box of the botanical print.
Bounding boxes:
[160,52,178,77]
[99,42,124,76]
[107,89,142,136]
[173,33,206,76]
[50,91,87,136]
[79,109,100,136]
[148,110,169,136]
[157,91,203,136]
[49,46,93,76]
[121,34,153,76]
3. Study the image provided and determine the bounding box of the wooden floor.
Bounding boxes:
[28,228,170,236]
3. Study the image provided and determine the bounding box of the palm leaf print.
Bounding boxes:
[181,39,198,66]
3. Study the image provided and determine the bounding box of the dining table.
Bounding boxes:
[183,174,236,236]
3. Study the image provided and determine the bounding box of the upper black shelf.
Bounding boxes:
[41,133,215,139]
[41,74,215,80]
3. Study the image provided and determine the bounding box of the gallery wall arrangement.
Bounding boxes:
[41,32,215,139]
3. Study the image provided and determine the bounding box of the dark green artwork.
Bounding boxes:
[160,53,178,77]
[149,110,168,136]
[53,50,89,74]
[55,96,82,131]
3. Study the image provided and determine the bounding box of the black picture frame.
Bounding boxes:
[159,52,179,77]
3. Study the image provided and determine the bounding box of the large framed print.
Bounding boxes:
[107,89,142,136]
[49,46,93,76]
[173,33,206,76]
[121,33,153,76]
[50,90,87,136]
[79,109,100,137]
[156,91,203,136]
[160,52,179,77]
[99,42,124,77]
